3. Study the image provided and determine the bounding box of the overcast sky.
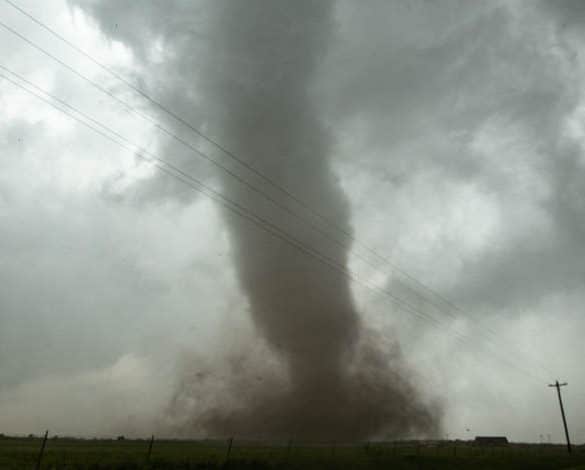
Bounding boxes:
[1,0,584,443]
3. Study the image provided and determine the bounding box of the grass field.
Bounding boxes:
[1,435,584,469]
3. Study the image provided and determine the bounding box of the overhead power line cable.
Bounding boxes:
[0,17,426,296]
[0,3,550,379]
[0,2,480,323]
[0,8,553,381]
[0,67,443,329]
[0,8,531,351]
[0,67,549,385]
[0,14,512,347]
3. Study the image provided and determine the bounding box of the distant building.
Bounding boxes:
[474,436,508,446]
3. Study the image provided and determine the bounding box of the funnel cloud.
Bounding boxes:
[168,1,440,440]
[68,0,442,440]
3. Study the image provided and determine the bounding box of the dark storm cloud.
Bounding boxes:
[3,0,585,442]
[314,1,585,311]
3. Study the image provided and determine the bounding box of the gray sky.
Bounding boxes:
[1,0,584,442]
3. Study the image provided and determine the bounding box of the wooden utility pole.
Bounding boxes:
[548,380,572,454]
[35,430,48,470]
[225,437,234,462]
[147,435,154,460]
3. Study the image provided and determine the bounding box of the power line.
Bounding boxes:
[0,16,430,303]
[0,68,549,385]
[0,13,553,380]
[0,2,484,324]
[0,68,444,329]
[1,0,357,237]
[2,1,554,380]
[0,11,553,383]
[1,4,554,383]
[0,0,554,382]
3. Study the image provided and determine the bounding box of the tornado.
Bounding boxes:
[174,0,442,440]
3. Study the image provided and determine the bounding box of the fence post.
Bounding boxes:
[35,430,49,470]
[147,435,154,460]
[225,437,234,463]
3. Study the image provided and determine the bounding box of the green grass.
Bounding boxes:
[1,435,584,469]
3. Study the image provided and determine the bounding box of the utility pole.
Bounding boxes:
[548,380,572,454]
[35,430,49,470]
[147,435,154,460]
[225,437,234,463]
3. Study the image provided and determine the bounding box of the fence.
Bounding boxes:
[1,433,584,469]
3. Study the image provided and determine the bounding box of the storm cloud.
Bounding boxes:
[1,0,584,443]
